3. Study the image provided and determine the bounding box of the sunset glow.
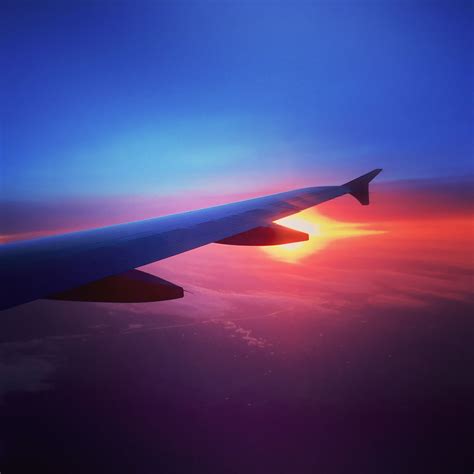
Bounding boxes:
[262,209,385,262]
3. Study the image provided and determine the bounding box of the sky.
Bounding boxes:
[2,0,473,199]
[0,2,473,473]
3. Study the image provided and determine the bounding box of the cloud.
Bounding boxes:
[0,342,56,402]
[214,320,269,349]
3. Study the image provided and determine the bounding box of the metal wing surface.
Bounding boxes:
[0,169,381,310]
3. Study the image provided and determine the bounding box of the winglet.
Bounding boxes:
[343,169,382,205]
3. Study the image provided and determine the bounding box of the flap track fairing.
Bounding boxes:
[217,223,308,246]
[48,269,183,303]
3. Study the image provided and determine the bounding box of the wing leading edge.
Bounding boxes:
[0,169,381,310]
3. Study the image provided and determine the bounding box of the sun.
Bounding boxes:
[262,209,384,263]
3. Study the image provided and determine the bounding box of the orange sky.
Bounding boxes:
[142,182,473,323]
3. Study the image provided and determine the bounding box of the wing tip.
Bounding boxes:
[344,168,383,205]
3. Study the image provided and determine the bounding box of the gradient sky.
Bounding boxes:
[1,3,473,472]
[2,0,473,199]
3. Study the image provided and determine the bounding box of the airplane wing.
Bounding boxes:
[0,169,381,310]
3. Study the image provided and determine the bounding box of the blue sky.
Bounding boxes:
[2,0,472,198]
